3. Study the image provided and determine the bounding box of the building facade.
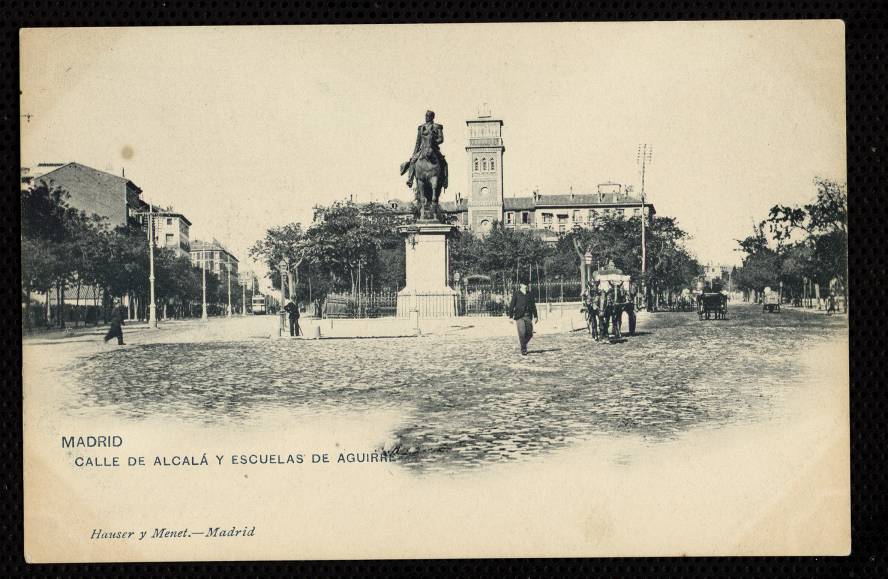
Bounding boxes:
[153,212,192,258]
[465,112,505,232]
[27,162,145,229]
[443,110,655,239]
[190,239,239,281]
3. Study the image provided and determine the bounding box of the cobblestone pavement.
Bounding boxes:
[67,304,847,472]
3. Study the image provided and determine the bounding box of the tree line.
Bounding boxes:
[251,200,702,309]
[733,177,847,308]
[21,182,246,330]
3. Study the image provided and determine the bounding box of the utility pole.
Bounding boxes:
[637,144,653,310]
[201,249,208,321]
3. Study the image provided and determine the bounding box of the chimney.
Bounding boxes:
[569,186,574,201]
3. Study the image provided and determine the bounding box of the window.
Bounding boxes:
[490,158,495,171]
[474,158,479,171]
[166,218,173,225]
[616,208,625,217]
[506,212,513,224]
[522,212,530,224]
[557,214,568,232]
[572,210,580,222]
[482,158,488,171]
[587,209,596,222]
[633,208,641,217]
[165,233,175,246]
[542,213,553,227]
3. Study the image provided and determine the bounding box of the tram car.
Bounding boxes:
[251,294,269,315]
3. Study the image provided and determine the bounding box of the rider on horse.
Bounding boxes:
[400,110,448,190]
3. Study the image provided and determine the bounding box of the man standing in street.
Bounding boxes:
[284,299,301,337]
[103,300,125,346]
[508,283,539,356]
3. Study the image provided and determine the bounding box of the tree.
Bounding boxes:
[249,222,308,299]
[765,177,848,307]
[299,202,402,294]
[21,182,107,327]
[734,223,781,300]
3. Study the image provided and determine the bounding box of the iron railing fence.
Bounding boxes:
[322,280,583,319]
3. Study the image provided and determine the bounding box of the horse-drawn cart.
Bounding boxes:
[697,292,728,320]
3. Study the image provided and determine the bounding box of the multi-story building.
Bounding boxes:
[152,211,192,258]
[441,110,655,239]
[190,239,239,281]
[25,161,145,229]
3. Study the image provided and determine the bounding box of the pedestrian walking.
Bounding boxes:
[508,283,539,356]
[826,292,836,315]
[103,301,125,345]
[284,299,301,337]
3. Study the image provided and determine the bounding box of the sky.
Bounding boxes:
[21,22,846,287]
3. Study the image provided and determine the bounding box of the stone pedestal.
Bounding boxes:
[397,222,459,318]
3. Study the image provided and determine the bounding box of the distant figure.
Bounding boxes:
[826,293,836,315]
[626,282,638,336]
[581,282,599,340]
[508,283,539,356]
[597,285,612,342]
[284,299,301,337]
[610,284,624,340]
[103,302,125,345]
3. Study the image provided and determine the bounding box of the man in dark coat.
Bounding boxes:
[284,299,301,337]
[103,302,125,345]
[508,283,539,355]
[626,282,638,336]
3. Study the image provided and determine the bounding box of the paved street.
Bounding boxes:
[39,303,848,473]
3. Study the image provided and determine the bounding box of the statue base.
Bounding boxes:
[396,222,458,318]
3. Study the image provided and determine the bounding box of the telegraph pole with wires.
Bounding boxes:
[637,143,653,310]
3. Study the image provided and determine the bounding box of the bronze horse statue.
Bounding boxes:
[413,152,446,221]
[401,110,448,221]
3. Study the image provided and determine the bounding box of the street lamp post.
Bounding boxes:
[201,249,208,321]
[583,249,594,292]
[227,263,232,319]
[147,207,157,327]
[241,276,247,316]
[131,208,158,327]
[279,260,288,335]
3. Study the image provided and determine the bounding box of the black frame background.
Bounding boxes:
[2,1,884,577]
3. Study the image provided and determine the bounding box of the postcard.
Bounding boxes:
[21,21,849,562]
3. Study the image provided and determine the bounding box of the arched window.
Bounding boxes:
[482,158,488,171]
[490,158,495,171]
[474,158,479,172]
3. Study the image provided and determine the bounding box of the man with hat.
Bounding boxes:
[507,282,539,356]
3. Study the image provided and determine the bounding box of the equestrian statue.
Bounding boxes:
[400,110,449,221]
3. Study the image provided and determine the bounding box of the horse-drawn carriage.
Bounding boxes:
[695,278,728,320]
[697,292,728,320]
[582,267,636,341]
[762,287,781,313]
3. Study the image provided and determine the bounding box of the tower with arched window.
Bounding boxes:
[466,109,505,233]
